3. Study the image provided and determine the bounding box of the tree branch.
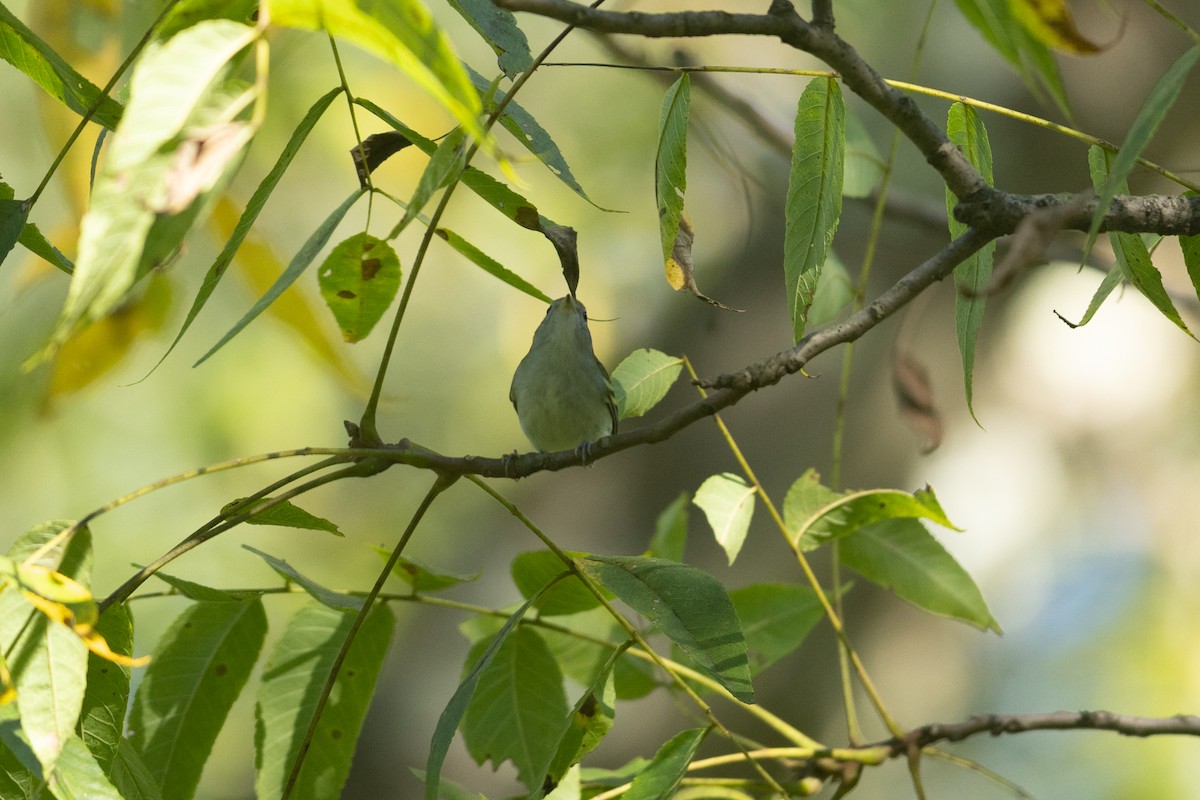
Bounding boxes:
[500,0,1200,236]
[496,0,985,198]
[955,190,1200,236]
[894,711,1200,753]
[355,229,992,478]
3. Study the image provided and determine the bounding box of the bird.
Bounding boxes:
[509,294,617,455]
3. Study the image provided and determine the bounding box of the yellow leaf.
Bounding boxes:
[1009,0,1102,54]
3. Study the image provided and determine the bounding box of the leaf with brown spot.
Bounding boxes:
[317,233,402,342]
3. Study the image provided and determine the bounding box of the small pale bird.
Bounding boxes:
[510,294,617,453]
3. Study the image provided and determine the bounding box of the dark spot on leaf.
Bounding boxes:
[330,729,343,740]
[214,663,228,676]
[361,258,381,280]
[338,290,357,299]
[514,205,542,231]
[580,693,597,718]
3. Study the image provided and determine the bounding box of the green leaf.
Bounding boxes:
[1181,206,1200,304]
[806,249,853,328]
[0,3,123,129]
[426,595,539,800]
[1059,260,1123,328]
[647,493,689,562]
[255,601,394,800]
[78,605,133,775]
[229,497,344,535]
[693,473,756,566]
[581,555,754,703]
[462,626,568,792]
[127,598,267,796]
[511,550,601,617]
[375,550,478,592]
[655,74,691,269]
[154,86,340,370]
[947,102,998,421]
[785,76,845,342]
[0,198,30,268]
[0,524,92,773]
[1087,146,1192,336]
[2,176,70,273]
[45,733,122,800]
[317,232,402,342]
[0,596,86,772]
[270,0,488,148]
[433,227,552,302]
[151,569,249,601]
[782,469,841,532]
[154,0,258,41]
[391,127,466,238]
[18,219,73,274]
[107,738,164,800]
[841,519,1000,632]
[952,0,1069,114]
[196,187,367,365]
[449,1,532,78]
[244,546,364,612]
[1083,45,1200,260]
[611,349,683,420]
[624,727,709,800]
[792,483,959,551]
[730,583,825,675]
[36,20,257,362]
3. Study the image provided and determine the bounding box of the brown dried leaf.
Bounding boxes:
[161,122,253,214]
[541,223,579,297]
[350,130,414,188]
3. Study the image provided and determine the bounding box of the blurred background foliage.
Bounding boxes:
[2,0,1200,797]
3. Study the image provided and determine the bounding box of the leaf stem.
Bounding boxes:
[682,358,904,739]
